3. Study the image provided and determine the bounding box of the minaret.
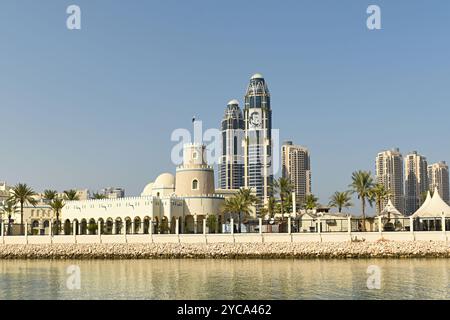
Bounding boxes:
[175,143,215,196]
[219,99,245,190]
[243,73,273,209]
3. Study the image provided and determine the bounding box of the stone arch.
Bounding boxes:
[125,217,132,234]
[115,217,123,234]
[153,216,159,234]
[143,216,151,234]
[98,218,105,235]
[105,218,114,235]
[170,217,177,234]
[134,217,142,234]
[31,220,39,235]
[196,215,206,234]
[159,216,169,234]
[80,219,88,235]
[64,219,71,235]
[184,215,194,234]
[73,219,79,235]
[88,218,97,235]
[42,220,50,235]
[192,179,199,190]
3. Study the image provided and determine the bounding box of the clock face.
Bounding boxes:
[249,111,262,128]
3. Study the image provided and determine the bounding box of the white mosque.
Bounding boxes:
[62,143,229,235]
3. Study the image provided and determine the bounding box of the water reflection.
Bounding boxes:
[0,259,448,300]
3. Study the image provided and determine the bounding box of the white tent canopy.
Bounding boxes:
[412,188,450,218]
[377,199,404,218]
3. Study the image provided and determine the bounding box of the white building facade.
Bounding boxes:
[61,144,226,235]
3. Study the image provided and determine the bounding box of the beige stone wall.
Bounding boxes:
[183,197,224,217]
[175,168,215,197]
[2,231,449,245]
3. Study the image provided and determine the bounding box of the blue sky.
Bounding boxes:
[1,1,450,211]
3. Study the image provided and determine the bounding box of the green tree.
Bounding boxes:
[49,197,65,235]
[304,194,319,211]
[0,200,19,235]
[222,188,256,233]
[43,190,58,203]
[328,191,353,213]
[206,215,217,234]
[260,196,276,218]
[349,170,374,231]
[272,177,293,219]
[92,193,107,199]
[158,219,169,234]
[63,189,80,201]
[370,184,391,216]
[8,183,37,234]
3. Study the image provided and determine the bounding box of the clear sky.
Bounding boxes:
[1,1,450,212]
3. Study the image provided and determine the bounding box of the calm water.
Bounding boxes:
[0,259,449,300]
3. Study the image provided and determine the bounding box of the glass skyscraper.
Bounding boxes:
[243,73,273,208]
[219,99,245,190]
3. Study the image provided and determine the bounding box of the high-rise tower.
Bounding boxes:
[376,148,405,214]
[404,151,428,215]
[282,141,311,209]
[243,73,273,207]
[219,99,245,190]
[428,161,450,204]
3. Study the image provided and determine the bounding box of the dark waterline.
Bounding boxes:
[0,259,449,300]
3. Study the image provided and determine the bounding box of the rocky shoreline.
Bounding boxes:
[0,241,449,260]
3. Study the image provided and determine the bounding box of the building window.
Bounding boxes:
[192,179,199,190]
[192,152,198,160]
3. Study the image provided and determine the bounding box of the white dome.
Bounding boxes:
[227,99,239,106]
[154,173,175,188]
[141,183,154,196]
[251,73,264,80]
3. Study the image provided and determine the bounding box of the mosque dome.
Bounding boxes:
[141,183,154,196]
[141,173,176,197]
[152,173,176,197]
[154,173,175,188]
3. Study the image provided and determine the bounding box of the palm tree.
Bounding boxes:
[8,183,37,234]
[222,189,256,233]
[349,171,374,232]
[370,184,391,215]
[328,191,353,213]
[237,188,258,206]
[260,196,276,219]
[236,188,258,232]
[0,200,19,235]
[63,190,80,201]
[92,193,107,200]
[43,190,58,203]
[222,197,239,233]
[272,177,293,219]
[49,197,65,235]
[304,194,319,211]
